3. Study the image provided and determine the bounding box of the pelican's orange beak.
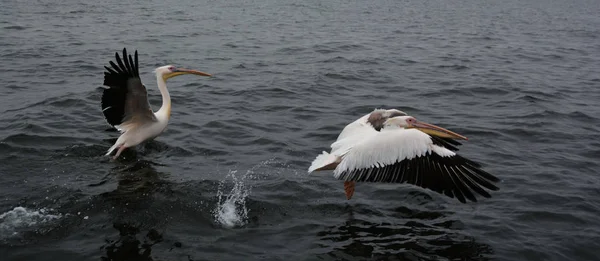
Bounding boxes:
[176,68,212,77]
[164,68,212,80]
[409,120,468,140]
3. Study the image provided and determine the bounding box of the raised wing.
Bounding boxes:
[101,48,156,132]
[333,129,499,203]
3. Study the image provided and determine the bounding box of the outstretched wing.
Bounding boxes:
[430,136,463,151]
[101,48,156,132]
[333,129,500,203]
[335,112,373,141]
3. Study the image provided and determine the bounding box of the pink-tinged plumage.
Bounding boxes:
[309,109,500,203]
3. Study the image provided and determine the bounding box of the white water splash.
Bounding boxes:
[213,170,251,228]
[211,159,287,228]
[0,207,62,238]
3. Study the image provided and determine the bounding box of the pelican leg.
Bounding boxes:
[344,181,355,200]
[112,145,127,160]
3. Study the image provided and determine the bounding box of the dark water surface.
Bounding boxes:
[1,0,600,260]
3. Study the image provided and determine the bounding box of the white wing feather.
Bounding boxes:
[335,112,372,141]
[333,128,455,178]
[308,113,375,173]
[308,151,337,173]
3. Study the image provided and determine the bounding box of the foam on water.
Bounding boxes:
[0,206,63,238]
[213,170,251,228]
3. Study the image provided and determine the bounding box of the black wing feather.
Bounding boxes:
[104,66,118,75]
[336,151,500,203]
[109,61,123,73]
[430,136,463,151]
[122,49,132,74]
[114,52,127,75]
[101,48,142,127]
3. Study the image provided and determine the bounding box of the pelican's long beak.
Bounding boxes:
[176,68,212,77]
[164,68,212,80]
[410,120,468,140]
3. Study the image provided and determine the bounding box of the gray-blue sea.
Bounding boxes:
[1,0,599,260]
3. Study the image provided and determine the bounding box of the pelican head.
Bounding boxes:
[367,109,407,130]
[384,116,468,140]
[156,65,212,81]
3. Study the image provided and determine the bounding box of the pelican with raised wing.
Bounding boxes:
[101,48,211,159]
[308,109,500,203]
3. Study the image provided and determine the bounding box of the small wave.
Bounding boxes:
[213,170,251,228]
[5,84,28,90]
[453,86,512,96]
[0,207,63,238]
[435,64,470,70]
[276,46,308,55]
[223,42,238,48]
[323,72,363,81]
[2,133,76,149]
[68,10,87,14]
[321,56,349,64]
[316,216,492,260]
[512,109,598,121]
[321,56,380,65]
[205,56,233,61]
[3,25,28,30]
[517,94,548,103]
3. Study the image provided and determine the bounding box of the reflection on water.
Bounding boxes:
[316,207,493,260]
[98,157,173,261]
[101,222,163,261]
[100,158,171,200]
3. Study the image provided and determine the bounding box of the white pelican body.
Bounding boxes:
[101,48,211,159]
[309,109,499,203]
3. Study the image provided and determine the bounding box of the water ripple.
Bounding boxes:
[1,0,600,260]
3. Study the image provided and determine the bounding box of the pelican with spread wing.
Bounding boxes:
[309,109,500,203]
[101,48,211,159]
